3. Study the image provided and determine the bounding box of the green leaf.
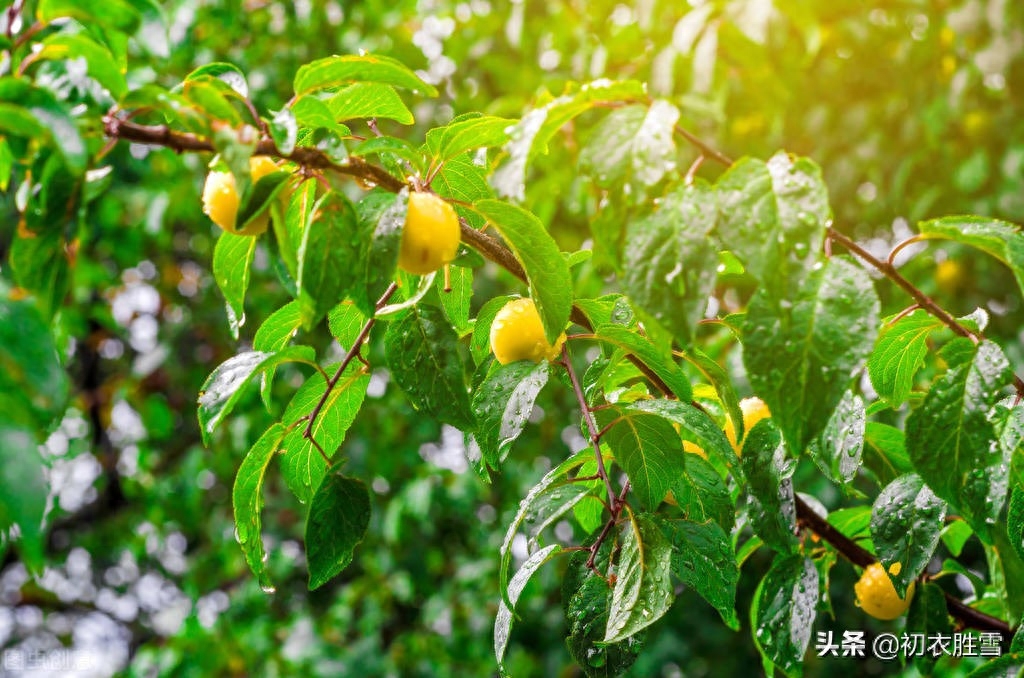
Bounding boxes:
[37,0,142,33]
[279,364,369,503]
[0,296,69,428]
[232,423,287,590]
[237,170,291,230]
[918,215,1024,299]
[290,95,347,133]
[472,199,572,345]
[499,451,594,595]
[197,347,316,444]
[185,62,248,97]
[494,544,562,668]
[328,83,414,124]
[10,231,71,320]
[0,79,86,173]
[252,301,304,407]
[270,107,297,155]
[563,545,644,678]
[0,424,48,573]
[863,422,913,488]
[808,390,865,490]
[212,232,257,340]
[363,192,405,315]
[905,582,954,675]
[472,361,550,470]
[604,513,674,643]
[621,181,718,345]
[297,192,361,328]
[751,554,819,677]
[579,101,679,191]
[670,453,735,531]
[305,470,371,590]
[906,339,1013,542]
[437,264,472,333]
[471,295,514,365]
[37,34,128,99]
[384,305,474,430]
[602,411,684,511]
[868,310,943,407]
[716,153,830,292]
[743,255,879,455]
[629,398,736,467]
[427,115,515,162]
[870,474,946,597]
[492,79,647,201]
[593,325,693,404]
[1010,488,1024,562]
[433,155,494,229]
[965,653,1024,678]
[742,420,798,554]
[940,519,974,558]
[293,54,438,97]
[681,348,744,442]
[658,517,740,629]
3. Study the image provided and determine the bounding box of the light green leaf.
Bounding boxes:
[0,424,48,573]
[37,0,141,33]
[604,513,674,643]
[472,199,572,345]
[212,232,257,340]
[751,554,819,677]
[232,423,287,590]
[428,115,515,162]
[494,544,562,667]
[918,215,1024,299]
[868,310,943,407]
[328,83,414,124]
[294,54,437,97]
[863,422,913,489]
[0,296,69,428]
[630,398,737,468]
[37,34,127,99]
[593,324,692,404]
[472,361,549,470]
[305,470,371,590]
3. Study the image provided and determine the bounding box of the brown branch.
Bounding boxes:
[560,345,618,510]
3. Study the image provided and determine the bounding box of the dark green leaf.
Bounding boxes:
[297,192,361,328]
[593,325,693,404]
[232,423,287,590]
[472,361,549,470]
[270,108,298,155]
[622,181,718,345]
[681,348,744,442]
[808,390,865,490]
[473,199,572,345]
[1010,488,1024,562]
[659,517,739,628]
[868,310,942,407]
[751,554,818,677]
[10,230,71,320]
[604,513,674,642]
[603,412,685,511]
[870,474,946,597]
[237,170,291,230]
[212,232,257,339]
[743,256,879,455]
[305,470,371,590]
[0,424,48,573]
[670,453,734,531]
[0,79,86,173]
[363,192,405,315]
[863,422,913,488]
[906,582,954,675]
[294,54,438,97]
[0,296,69,428]
[906,339,1013,541]
[384,305,474,430]
[742,420,798,554]
[197,347,316,444]
[629,398,736,467]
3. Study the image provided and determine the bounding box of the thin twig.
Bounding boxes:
[561,345,617,510]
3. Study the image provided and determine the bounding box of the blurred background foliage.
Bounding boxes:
[1,0,1023,675]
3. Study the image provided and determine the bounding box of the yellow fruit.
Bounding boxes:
[202,156,281,236]
[935,259,965,294]
[723,396,771,453]
[398,192,461,275]
[855,562,915,620]
[490,298,566,365]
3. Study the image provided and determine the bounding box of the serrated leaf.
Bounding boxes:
[0,296,69,429]
[0,79,86,173]
[494,544,562,668]
[716,153,830,292]
[428,115,515,162]
[742,420,798,554]
[906,582,954,674]
[37,0,141,33]
[472,361,549,470]
[294,54,437,97]
[384,305,474,430]
[297,192,361,328]
[868,310,943,407]
[305,470,371,590]
[212,232,257,339]
[604,513,674,642]
[751,554,818,677]
[621,181,717,345]
[906,339,1013,542]
[743,255,879,455]
[863,422,913,488]
[432,154,494,229]
[580,101,679,191]
[918,215,1024,299]
[328,82,414,124]
[593,325,692,403]
[197,347,317,444]
[629,398,736,467]
[658,517,739,629]
[37,34,127,99]
[437,264,472,333]
[0,424,47,573]
[871,474,946,597]
[473,199,572,345]
[670,453,735,531]
[232,423,287,590]
[499,450,594,604]
[808,390,865,489]
[602,411,685,511]
[278,364,369,503]
[290,95,345,132]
